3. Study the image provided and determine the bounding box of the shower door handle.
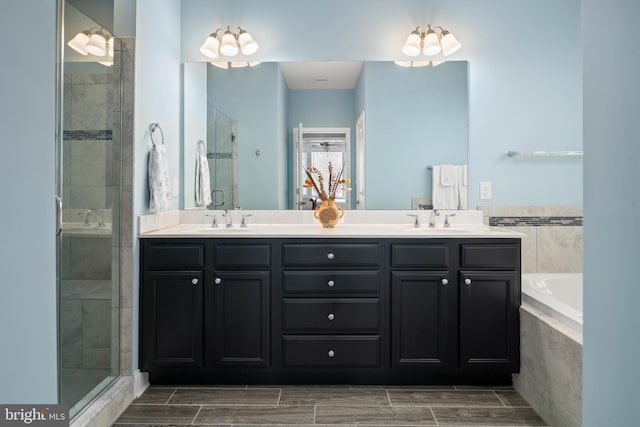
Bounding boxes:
[55,195,63,236]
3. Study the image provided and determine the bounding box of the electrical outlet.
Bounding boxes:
[480,181,492,200]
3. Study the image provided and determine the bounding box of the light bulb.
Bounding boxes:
[412,61,430,67]
[402,30,422,57]
[394,61,412,68]
[231,61,248,68]
[200,34,220,59]
[67,32,90,55]
[422,28,442,56]
[86,33,107,56]
[211,61,229,69]
[220,29,239,56]
[238,30,259,55]
[441,30,462,56]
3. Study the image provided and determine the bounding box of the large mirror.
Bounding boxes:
[183,60,468,210]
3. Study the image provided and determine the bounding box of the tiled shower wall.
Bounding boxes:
[480,205,583,273]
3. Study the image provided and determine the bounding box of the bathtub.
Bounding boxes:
[516,273,583,426]
[521,273,583,333]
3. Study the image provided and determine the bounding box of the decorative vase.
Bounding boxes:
[313,199,344,228]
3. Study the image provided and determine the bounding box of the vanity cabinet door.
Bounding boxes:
[391,272,453,369]
[211,271,270,367]
[141,271,204,370]
[459,271,520,372]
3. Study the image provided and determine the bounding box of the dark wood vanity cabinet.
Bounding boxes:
[279,241,385,371]
[140,242,205,370]
[140,237,520,384]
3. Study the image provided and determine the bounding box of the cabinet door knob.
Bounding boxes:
[328,349,335,358]
[327,313,335,321]
[327,252,335,260]
[191,278,199,285]
[441,278,448,285]
[327,280,335,287]
[214,277,222,285]
[464,278,472,285]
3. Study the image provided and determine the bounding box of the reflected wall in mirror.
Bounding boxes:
[183,61,468,210]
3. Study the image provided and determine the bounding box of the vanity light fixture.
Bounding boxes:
[200,26,259,60]
[401,25,462,57]
[211,61,262,70]
[67,28,114,67]
[394,60,443,68]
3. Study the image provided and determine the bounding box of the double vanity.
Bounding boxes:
[139,211,523,385]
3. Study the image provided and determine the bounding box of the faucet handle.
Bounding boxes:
[443,213,457,227]
[240,214,253,228]
[407,213,421,227]
[205,214,218,228]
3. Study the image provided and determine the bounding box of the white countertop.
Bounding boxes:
[140,223,525,239]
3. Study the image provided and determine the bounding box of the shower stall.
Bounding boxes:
[57,1,122,418]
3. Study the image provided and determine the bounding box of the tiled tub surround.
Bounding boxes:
[480,206,583,274]
[514,304,582,427]
[115,385,546,426]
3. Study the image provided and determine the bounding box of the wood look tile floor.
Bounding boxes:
[114,385,547,426]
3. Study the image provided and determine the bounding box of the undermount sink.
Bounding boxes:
[196,226,252,232]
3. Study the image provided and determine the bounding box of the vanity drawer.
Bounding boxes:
[282,298,380,332]
[282,271,380,294]
[282,243,381,268]
[213,243,271,269]
[460,243,519,269]
[143,242,204,269]
[391,244,449,269]
[282,335,381,367]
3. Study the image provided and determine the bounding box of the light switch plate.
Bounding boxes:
[480,181,492,200]
[172,178,179,199]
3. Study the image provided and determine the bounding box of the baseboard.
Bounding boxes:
[133,369,150,398]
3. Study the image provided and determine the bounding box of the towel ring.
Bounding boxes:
[197,140,206,156]
[149,123,165,145]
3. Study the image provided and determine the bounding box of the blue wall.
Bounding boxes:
[583,0,640,425]
[0,0,58,403]
[133,0,182,372]
[181,0,582,207]
[362,61,468,208]
[207,63,288,209]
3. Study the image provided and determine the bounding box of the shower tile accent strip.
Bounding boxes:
[490,216,583,227]
[63,130,113,140]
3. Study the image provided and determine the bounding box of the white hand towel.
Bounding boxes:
[195,143,212,206]
[440,164,456,187]
[432,165,459,210]
[148,143,172,213]
[462,164,468,186]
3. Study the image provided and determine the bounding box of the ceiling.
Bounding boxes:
[280,62,364,90]
[67,0,113,32]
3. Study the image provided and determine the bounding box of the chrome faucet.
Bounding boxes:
[222,209,233,228]
[428,209,439,228]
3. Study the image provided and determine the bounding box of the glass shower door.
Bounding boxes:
[57,1,120,417]
[206,105,238,210]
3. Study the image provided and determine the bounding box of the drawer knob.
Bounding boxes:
[328,349,335,358]
[464,278,472,285]
[327,313,335,321]
[214,277,222,285]
[441,278,448,286]
[327,280,335,287]
[191,278,199,285]
[327,252,335,260]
